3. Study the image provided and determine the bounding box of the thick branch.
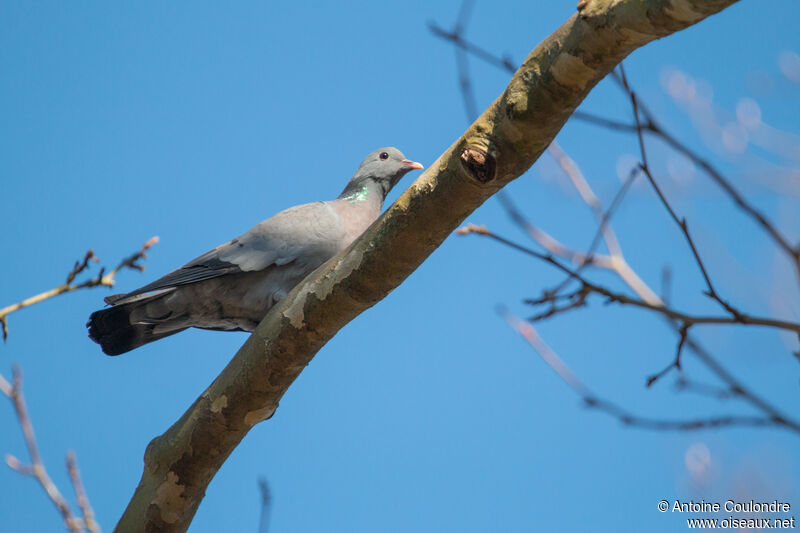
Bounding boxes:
[116,2,740,531]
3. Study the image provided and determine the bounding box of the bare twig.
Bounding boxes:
[660,264,673,305]
[458,224,800,336]
[681,331,798,431]
[459,223,800,435]
[498,166,659,305]
[67,452,101,533]
[674,376,738,400]
[617,66,744,320]
[1,368,91,532]
[258,477,272,533]
[453,0,478,121]
[0,236,158,341]
[428,4,515,79]
[501,309,781,432]
[645,323,689,387]
[611,70,800,280]
[429,14,514,80]
[547,142,623,257]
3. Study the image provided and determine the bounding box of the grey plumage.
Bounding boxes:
[87,147,423,355]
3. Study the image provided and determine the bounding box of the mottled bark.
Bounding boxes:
[115,1,740,531]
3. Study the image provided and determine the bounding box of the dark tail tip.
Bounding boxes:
[87,303,186,356]
[87,306,141,356]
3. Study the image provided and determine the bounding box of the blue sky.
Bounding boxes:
[1,1,799,532]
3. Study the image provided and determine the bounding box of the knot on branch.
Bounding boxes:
[576,0,602,20]
[460,146,496,183]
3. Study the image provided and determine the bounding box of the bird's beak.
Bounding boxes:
[401,160,424,170]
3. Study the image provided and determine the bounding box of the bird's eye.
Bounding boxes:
[379,152,389,160]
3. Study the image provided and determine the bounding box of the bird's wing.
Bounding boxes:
[111,202,342,305]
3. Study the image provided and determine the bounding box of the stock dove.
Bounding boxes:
[87,147,423,355]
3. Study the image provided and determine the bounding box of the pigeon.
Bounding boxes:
[87,147,423,356]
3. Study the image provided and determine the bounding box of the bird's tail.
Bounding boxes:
[87,297,186,356]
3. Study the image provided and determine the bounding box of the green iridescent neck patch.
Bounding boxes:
[343,184,370,202]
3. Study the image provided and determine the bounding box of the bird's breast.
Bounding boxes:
[330,198,381,249]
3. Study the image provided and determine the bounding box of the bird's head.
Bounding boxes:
[341,147,423,200]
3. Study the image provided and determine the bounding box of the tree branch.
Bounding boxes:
[67,452,101,533]
[257,478,272,533]
[435,0,799,439]
[1,368,97,532]
[501,309,780,432]
[0,237,158,342]
[433,2,800,284]
[457,224,800,434]
[460,224,800,339]
[115,2,741,531]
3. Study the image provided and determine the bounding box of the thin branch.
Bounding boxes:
[547,142,623,257]
[67,452,101,533]
[460,224,800,435]
[0,236,158,341]
[501,309,780,432]
[499,162,659,305]
[454,41,478,122]
[613,66,800,282]
[100,236,159,285]
[645,323,689,386]
[453,0,478,121]
[258,477,272,533]
[681,331,799,432]
[525,286,589,322]
[674,376,739,400]
[617,66,745,319]
[660,264,673,305]
[2,368,86,532]
[428,16,515,75]
[582,166,640,262]
[572,110,638,131]
[457,224,800,336]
